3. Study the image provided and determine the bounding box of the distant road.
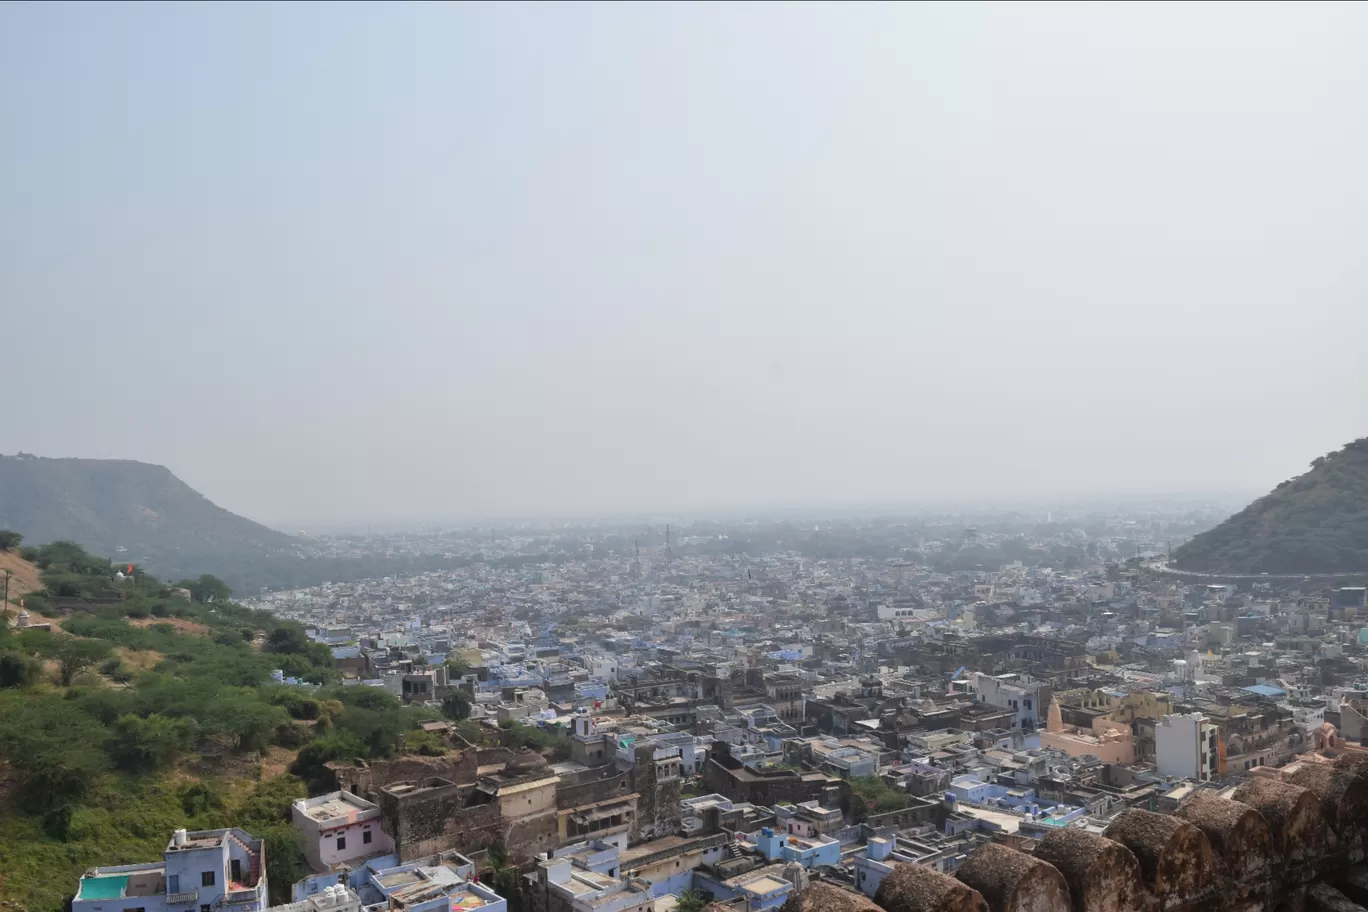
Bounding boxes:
[1150,561,1368,581]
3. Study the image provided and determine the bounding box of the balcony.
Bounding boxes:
[166,891,199,904]
[217,887,260,907]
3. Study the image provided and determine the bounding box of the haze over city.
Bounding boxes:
[3,2,1366,527]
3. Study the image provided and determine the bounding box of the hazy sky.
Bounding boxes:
[3,2,1366,528]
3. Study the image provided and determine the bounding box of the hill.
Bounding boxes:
[1173,437,1368,574]
[0,454,295,584]
[0,539,454,911]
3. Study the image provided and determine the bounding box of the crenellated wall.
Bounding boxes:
[837,753,1368,912]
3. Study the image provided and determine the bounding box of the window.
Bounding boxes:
[202,906,213,912]
[363,829,373,845]
[202,871,215,887]
[337,836,346,850]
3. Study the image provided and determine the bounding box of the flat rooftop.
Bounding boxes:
[298,793,375,822]
[787,836,830,850]
[79,875,131,901]
[448,885,494,910]
[743,876,789,895]
[377,870,424,889]
[619,834,694,863]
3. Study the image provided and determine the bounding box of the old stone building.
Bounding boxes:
[705,741,852,809]
[329,732,686,866]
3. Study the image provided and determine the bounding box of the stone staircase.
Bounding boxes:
[225,830,261,887]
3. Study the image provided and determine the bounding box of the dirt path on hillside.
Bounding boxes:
[0,551,41,603]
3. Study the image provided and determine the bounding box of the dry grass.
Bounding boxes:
[116,646,165,672]
[0,551,42,602]
[259,745,296,780]
[128,616,211,636]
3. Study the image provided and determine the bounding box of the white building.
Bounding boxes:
[72,827,268,912]
[971,673,1049,730]
[291,792,392,873]
[1155,713,1218,781]
[266,884,362,912]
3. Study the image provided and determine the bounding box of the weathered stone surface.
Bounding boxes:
[1289,762,1368,860]
[1234,777,1328,867]
[1307,883,1368,912]
[783,882,885,912]
[875,861,989,912]
[1342,866,1368,908]
[1034,827,1146,912]
[1175,793,1276,885]
[954,843,1069,912]
[1103,807,1217,907]
[378,776,506,861]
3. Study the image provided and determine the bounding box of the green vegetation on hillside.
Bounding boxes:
[0,540,439,912]
[1173,438,1368,574]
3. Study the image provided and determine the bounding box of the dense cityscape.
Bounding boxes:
[54,500,1355,912]
[6,2,1368,912]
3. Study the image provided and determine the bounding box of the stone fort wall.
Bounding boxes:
[848,753,1368,912]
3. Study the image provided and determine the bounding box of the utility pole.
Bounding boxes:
[2,569,10,619]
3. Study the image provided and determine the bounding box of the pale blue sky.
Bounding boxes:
[3,2,1366,527]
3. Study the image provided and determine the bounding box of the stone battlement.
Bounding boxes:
[818,753,1368,912]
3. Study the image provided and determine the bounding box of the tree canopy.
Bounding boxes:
[0,539,444,912]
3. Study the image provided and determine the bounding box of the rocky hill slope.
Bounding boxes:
[0,454,294,582]
[1172,438,1368,574]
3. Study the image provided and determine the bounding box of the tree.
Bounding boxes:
[335,706,404,758]
[177,574,232,604]
[107,713,196,773]
[259,825,307,905]
[0,692,110,835]
[0,530,22,551]
[485,843,523,912]
[441,690,472,721]
[265,625,310,654]
[52,636,112,686]
[203,691,290,752]
[0,650,40,688]
[675,891,711,912]
[290,732,366,794]
[334,686,401,714]
[230,776,309,906]
[848,776,911,816]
